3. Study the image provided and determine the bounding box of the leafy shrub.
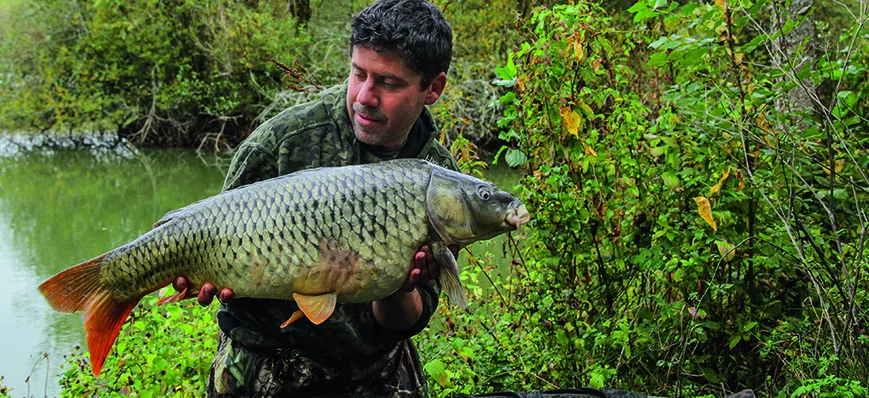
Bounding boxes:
[58,295,218,396]
[0,0,311,147]
[463,0,869,396]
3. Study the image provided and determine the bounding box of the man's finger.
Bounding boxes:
[219,288,234,304]
[403,269,421,292]
[197,284,216,306]
[414,251,427,269]
[173,276,188,292]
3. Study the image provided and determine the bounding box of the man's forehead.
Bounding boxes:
[350,47,419,80]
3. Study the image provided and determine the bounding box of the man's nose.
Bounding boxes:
[356,79,379,108]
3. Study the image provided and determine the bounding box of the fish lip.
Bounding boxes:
[504,204,530,230]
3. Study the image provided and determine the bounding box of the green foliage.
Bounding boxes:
[58,296,218,396]
[11,0,869,396]
[429,0,521,150]
[0,0,311,146]
[434,0,868,396]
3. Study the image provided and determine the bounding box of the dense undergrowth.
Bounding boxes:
[423,0,867,396]
[3,0,868,397]
[0,0,513,150]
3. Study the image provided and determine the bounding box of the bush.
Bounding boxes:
[0,0,311,147]
[471,0,868,395]
[58,295,218,396]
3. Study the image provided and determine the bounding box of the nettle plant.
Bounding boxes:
[487,0,867,395]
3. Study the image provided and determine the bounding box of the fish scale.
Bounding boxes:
[38,158,530,377]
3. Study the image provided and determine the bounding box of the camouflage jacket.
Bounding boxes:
[207,81,459,397]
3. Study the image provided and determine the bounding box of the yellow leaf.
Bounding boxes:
[756,111,771,133]
[694,196,718,231]
[592,58,603,73]
[574,39,585,62]
[823,159,846,175]
[584,143,598,157]
[709,166,731,196]
[715,0,727,9]
[560,107,582,137]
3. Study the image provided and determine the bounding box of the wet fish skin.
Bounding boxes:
[38,158,530,377]
[105,160,433,304]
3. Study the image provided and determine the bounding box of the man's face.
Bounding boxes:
[346,46,445,149]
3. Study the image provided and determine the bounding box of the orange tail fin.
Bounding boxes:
[38,254,141,377]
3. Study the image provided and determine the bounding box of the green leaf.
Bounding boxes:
[673,268,685,282]
[498,91,517,104]
[729,334,742,349]
[424,359,450,387]
[505,149,528,167]
[681,3,698,15]
[495,51,517,80]
[837,90,857,108]
[648,52,668,67]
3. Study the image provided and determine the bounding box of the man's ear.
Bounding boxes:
[424,72,447,105]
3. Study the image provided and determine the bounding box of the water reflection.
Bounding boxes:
[0,140,225,397]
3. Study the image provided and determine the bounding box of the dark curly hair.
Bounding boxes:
[350,0,453,89]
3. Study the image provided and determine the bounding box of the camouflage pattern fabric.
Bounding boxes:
[205,81,459,397]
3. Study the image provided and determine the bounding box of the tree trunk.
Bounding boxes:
[289,0,311,26]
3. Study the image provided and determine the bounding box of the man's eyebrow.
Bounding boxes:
[351,62,408,84]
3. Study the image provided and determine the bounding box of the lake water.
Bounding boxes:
[0,135,522,397]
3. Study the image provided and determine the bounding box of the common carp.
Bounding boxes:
[39,159,530,377]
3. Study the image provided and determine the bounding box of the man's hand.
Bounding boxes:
[173,277,234,307]
[373,245,459,332]
[399,244,459,292]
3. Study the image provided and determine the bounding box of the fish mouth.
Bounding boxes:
[505,204,531,230]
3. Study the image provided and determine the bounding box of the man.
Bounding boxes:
[173,0,458,396]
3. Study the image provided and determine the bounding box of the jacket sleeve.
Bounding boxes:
[379,279,442,340]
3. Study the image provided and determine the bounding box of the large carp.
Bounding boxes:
[39,159,530,377]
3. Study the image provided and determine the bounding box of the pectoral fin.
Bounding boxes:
[432,243,468,309]
[156,287,187,306]
[292,293,337,325]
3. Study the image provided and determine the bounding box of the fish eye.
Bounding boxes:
[478,187,491,201]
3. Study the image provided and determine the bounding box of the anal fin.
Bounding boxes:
[292,293,337,325]
[280,310,306,328]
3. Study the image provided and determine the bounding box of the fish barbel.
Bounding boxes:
[38,159,530,377]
